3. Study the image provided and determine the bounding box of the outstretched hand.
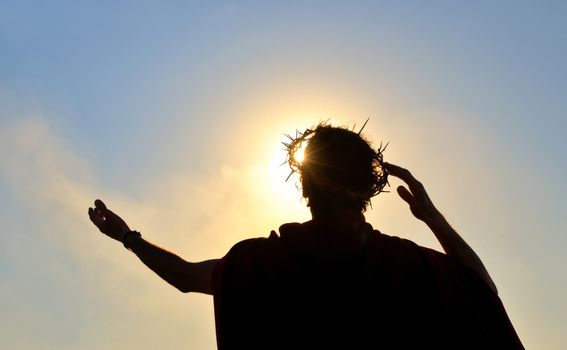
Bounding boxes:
[88,199,131,242]
[384,162,443,225]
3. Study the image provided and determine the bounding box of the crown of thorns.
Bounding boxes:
[282,120,389,204]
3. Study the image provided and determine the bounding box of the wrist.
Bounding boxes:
[122,230,142,250]
[425,211,449,231]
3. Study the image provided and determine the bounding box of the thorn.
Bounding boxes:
[358,118,370,134]
[285,171,294,182]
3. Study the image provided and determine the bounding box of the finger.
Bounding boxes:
[384,163,424,195]
[94,199,107,210]
[95,199,120,219]
[88,207,100,221]
[94,207,104,219]
[397,185,419,208]
[384,163,414,182]
[88,207,104,227]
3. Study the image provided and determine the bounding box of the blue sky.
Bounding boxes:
[1,1,566,348]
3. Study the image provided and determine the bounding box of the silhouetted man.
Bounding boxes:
[89,123,523,349]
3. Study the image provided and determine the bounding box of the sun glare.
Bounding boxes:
[294,143,307,163]
[266,145,305,208]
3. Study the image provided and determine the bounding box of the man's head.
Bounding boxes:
[285,122,388,215]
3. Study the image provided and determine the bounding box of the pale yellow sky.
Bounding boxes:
[2,2,566,349]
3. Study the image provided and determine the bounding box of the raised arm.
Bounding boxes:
[384,163,498,295]
[88,199,217,295]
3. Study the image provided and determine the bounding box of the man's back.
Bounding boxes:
[212,222,523,349]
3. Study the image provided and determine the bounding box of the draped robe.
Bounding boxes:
[212,222,523,349]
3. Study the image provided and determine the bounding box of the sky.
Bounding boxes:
[1,1,566,349]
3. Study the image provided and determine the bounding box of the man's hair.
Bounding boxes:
[284,121,388,213]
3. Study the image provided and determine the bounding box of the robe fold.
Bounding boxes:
[212,222,523,349]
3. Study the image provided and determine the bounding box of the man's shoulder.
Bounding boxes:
[224,228,290,266]
[226,221,449,267]
[229,230,283,252]
[227,222,303,251]
[371,228,447,257]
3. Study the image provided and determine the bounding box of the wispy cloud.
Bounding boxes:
[0,116,312,349]
[0,117,215,348]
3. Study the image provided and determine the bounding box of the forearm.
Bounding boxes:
[125,235,195,293]
[382,164,499,294]
[426,214,498,294]
[88,200,216,294]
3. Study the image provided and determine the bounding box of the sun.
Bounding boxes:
[293,143,307,163]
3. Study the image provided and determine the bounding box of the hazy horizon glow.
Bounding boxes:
[1,1,566,349]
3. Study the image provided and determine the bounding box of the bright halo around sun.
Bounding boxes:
[293,143,307,163]
[267,145,301,200]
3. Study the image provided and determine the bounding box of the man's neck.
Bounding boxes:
[310,206,366,234]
